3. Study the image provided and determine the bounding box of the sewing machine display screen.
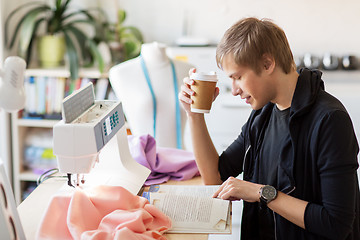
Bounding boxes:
[105,117,112,136]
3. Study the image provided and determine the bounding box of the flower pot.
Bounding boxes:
[108,41,124,64]
[37,35,65,68]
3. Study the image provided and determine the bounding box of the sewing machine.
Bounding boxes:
[53,82,151,192]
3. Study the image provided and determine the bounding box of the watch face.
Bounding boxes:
[262,185,277,201]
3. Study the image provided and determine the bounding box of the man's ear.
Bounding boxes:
[262,54,275,73]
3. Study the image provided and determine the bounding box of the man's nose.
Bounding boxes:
[232,82,242,96]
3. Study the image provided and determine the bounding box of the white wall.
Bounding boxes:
[100,0,360,57]
[4,0,360,56]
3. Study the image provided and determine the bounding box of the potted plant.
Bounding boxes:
[94,8,144,64]
[5,0,104,80]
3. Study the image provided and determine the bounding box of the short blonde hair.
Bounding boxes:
[216,17,296,74]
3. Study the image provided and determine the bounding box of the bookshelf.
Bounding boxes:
[11,67,112,204]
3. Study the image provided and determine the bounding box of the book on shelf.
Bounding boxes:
[45,77,56,115]
[36,76,46,114]
[54,77,66,114]
[24,76,37,114]
[22,75,111,120]
[95,78,109,100]
[142,184,231,234]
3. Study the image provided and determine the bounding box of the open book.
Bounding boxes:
[142,185,231,234]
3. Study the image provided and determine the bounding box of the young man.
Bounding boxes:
[179,17,360,240]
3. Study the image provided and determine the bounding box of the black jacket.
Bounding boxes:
[218,68,360,240]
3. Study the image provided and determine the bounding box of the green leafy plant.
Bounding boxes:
[5,0,104,80]
[94,8,143,63]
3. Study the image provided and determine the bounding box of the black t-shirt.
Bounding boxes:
[256,104,290,239]
[259,105,290,185]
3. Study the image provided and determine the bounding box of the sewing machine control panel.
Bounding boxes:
[69,98,125,150]
[103,111,120,136]
[98,104,124,147]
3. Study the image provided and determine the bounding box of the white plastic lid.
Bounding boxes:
[191,72,218,82]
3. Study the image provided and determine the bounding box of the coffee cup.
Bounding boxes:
[190,72,218,113]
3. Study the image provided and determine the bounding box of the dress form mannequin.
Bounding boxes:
[109,42,194,149]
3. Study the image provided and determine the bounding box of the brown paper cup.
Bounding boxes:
[190,72,218,113]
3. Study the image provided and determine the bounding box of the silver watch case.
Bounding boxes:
[260,185,277,204]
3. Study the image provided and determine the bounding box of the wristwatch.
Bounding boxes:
[259,185,277,205]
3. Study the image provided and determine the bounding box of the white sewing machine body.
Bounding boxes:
[53,83,150,190]
[53,100,124,174]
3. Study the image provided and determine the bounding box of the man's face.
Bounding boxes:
[222,55,274,110]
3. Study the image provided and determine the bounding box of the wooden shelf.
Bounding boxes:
[321,70,360,82]
[19,171,39,182]
[16,119,59,128]
[25,67,109,79]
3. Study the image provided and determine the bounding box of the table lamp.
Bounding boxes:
[0,56,27,240]
[0,56,26,112]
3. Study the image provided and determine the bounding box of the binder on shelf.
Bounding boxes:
[75,78,82,91]
[54,78,66,114]
[24,76,36,114]
[80,77,90,89]
[36,76,46,115]
[95,78,109,100]
[45,77,56,115]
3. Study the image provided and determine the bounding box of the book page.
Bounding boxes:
[143,185,230,233]
[148,184,220,197]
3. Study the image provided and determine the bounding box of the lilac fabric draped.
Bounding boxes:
[128,135,199,185]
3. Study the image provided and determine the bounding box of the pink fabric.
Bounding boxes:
[37,185,171,240]
[128,135,199,185]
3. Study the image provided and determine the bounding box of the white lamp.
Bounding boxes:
[0,56,27,112]
[0,56,27,239]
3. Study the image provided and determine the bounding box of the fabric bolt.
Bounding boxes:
[37,185,172,240]
[128,134,199,185]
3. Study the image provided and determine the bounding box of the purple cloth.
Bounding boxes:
[127,134,199,185]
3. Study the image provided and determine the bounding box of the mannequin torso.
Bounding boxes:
[109,42,194,149]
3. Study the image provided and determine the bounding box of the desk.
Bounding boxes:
[17,176,213,240]
[17,177,65,240]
